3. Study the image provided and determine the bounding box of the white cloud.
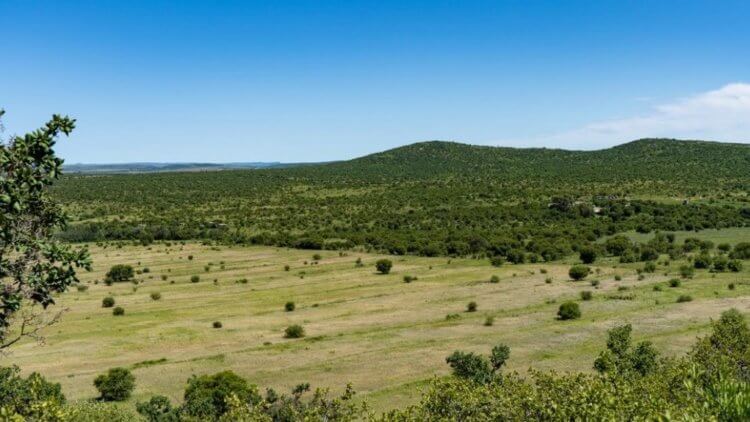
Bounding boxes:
[507,83,750,149]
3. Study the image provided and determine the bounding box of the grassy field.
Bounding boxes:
[7,238,750,411]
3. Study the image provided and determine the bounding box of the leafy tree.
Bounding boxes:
[181,370,261,419]
[490,344,510,372]
[94,367,135,401]
[593,324,660,376]
[445,351,493,384]
[136,395,178,422]
[0,109,90,349]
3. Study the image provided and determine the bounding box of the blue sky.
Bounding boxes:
[2,0,750,163]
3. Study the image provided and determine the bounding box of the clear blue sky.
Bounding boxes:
[2,0,749,163]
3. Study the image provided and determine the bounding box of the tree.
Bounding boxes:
[568,265,590,281]
[182,370,261,419]
[94,367,135,401]
[0,109,91,350]
[445,351,493,384]
[375,259,392,274]
[593,324,660,376]
[490,344,510,372]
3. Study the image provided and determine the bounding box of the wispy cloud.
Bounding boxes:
[507,83,750,149]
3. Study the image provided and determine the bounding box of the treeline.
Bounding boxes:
[4,308,750,420]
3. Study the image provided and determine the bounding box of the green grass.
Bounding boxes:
[9,242,750,411]
[601,227,750,246]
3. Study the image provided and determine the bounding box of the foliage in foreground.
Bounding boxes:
[3,308,750,420]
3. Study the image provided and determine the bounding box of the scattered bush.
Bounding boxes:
[579,247,597,264]
[489,275,500,283]
[484,316,494,326]
[558,301,581,320]
[285,301,295,312]
[212,321,222,328]
[375,259,392,274]
[190,275,200,283]
[150,292,161,301]
[284,324,305,338]
[676,295,693,303]
[580,291,593,301]
[112,306,125,316]
[102,296,115,308]
[403,275,417,283]
[467,301,478,312]
[93,367,135,401]
[569,265,590,281]
[105,264,134,284]
[669,278,681,288]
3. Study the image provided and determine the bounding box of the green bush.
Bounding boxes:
[568,265,590,281]
[580,291,593,301]
[105,264,134,284]
[182,370,261,419]
[669,278,681,288]
[285,301,295,312]
[284,324,305,338]
[190,275,200,283]
[136,395,176,421]
[102,296,115,308]
[93,367,135,401]
[677,295,693,303]
[467,301,478,312]
[375,259,392,274]
[150,292,161,301]
[579,247,597,264]
[212,321,222,328]
[558,301,581,320]
[403,275,417,283]
[489,275,500,283]
[112,306,125,316]
[490,256,504,267]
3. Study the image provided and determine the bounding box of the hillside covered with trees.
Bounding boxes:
[53,139,750,262]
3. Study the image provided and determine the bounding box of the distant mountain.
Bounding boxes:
[63,162,306,173]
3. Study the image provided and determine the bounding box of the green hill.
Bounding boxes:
[53,138,750,259]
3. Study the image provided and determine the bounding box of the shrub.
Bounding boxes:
[445,351,493,384]
[150,292,161,301]
[467,301,478,312]
[102,296,115,308]
[728,259,743,272]
[590,279,600,287]
[569,265,590,281]
[187,255,194,260]
[490,256,504,267]
[105,264,134,284]
[484,316,494,326]
[136,395,176,421]
[580,291,593,301]
[285,301,295,312]
[653,285,663,291]
[182,370,261,419]
[76,284,88,292]
[677,295,693,303]
[212,321,222,328]
[730,242,750,259]
[694,254,712,269]
[614,274,622,281]
[545,277,553,284]
[446,313,460,320]
[284,265,290,271]
[558,301,581,320]
[112,306,125,316]
[579,247,597,264]
[93,367,135,401]
[312,253,322,261]
[489,275,500,283]
[728,283,736,290]
[680,265,695,279]
[669,278,681,288]
[375,259,392,274]
[284,324,305,338]
[643,261,657,273]
[161,274,168,281]
[190,275,200,283]
[403,275,417,283]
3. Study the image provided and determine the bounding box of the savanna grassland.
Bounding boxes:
[11,226,750,411]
